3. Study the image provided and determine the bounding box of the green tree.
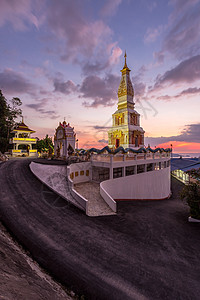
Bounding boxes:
[180,182,200,219]
[0,90,22,153]
[36,135,54,153]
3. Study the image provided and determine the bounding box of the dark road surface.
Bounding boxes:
[0,159,200,300]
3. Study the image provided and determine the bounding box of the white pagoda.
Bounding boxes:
[54,120,76,158]
[108,52,145,149]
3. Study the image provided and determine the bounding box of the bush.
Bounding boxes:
[180,183,200,219]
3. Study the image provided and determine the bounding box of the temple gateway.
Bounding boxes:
[108,52,145,149]
[54,120,76,158]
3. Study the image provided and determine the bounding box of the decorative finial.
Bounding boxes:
[123,50,127,68]
[64,116,66,121]
[22,116,24,123]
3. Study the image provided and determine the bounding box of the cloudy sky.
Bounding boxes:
[0,0,200,153]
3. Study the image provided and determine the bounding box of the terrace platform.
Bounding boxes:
[74,182,115,217]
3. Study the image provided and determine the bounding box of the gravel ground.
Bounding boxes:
[0,221,74,300]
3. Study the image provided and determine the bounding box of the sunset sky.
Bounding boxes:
[0,0,200,153]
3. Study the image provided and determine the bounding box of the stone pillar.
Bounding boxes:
[135,165,137,174]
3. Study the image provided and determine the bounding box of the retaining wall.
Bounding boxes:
[101,167,171,200]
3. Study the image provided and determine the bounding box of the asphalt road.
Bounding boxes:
[0,159,200,300]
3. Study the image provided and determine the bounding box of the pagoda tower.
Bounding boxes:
[108,52,145,149]
[10,117,37,157]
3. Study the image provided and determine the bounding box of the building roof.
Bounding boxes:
[182,163,200,172]
[171,158,200,171]
[13,122,35,133]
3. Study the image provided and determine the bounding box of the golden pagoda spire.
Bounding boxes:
[121,50,130,73]
[118,50,134,100]
[123,50,127,68]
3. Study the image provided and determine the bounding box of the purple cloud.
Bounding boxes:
[156,87,200,101]
[46,0,122,74]
[26,98,60,119]
[0,69,36,95]
[79,74,120,107]
[0,0,39,30]
[100,0,122,17]
[132,66,147,98]
[151,55,200,91]
[98,139,108,143]
[161,0,200,60]
[145,123,200,145]
[153,51,165,64]
[54,78,77,95]
[144,26,162,44]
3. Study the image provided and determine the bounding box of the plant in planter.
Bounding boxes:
[180,182,200,220]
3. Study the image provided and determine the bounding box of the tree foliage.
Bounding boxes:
[36,135,54,153]
[0,90,22,153]
[180,182,200,219]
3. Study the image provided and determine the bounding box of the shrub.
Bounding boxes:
[180,182,200,219]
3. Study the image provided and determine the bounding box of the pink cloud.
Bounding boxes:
[100,0,122,17]
[108,46,123,65]
[0,68,36,95]
[0,0,39,30]
[46,0,121,74]
[144,26,162,44]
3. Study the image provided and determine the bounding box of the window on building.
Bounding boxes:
[161,162,165,168]
[147,163,153,172]
[137,164,145,173]
[99,168,109,181]
[126,166,135,176]
[113,167,123,178]
[159,162,161,169]
[167,160,170,167]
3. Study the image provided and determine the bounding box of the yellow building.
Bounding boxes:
[108,52,145,149]
[9,119,37,157]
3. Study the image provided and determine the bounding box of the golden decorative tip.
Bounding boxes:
[123,50,128,69]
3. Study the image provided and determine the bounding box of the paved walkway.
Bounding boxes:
[74,182,116,217]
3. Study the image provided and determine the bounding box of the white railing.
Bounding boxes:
[100,181,117,212]
[68,176,88,214]
[91,152,169,163]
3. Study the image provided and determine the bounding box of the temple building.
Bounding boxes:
[54,120,76,158]
[108,52,145,149]
[9,118,37,157]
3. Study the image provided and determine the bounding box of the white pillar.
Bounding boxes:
[109,155,113,179]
